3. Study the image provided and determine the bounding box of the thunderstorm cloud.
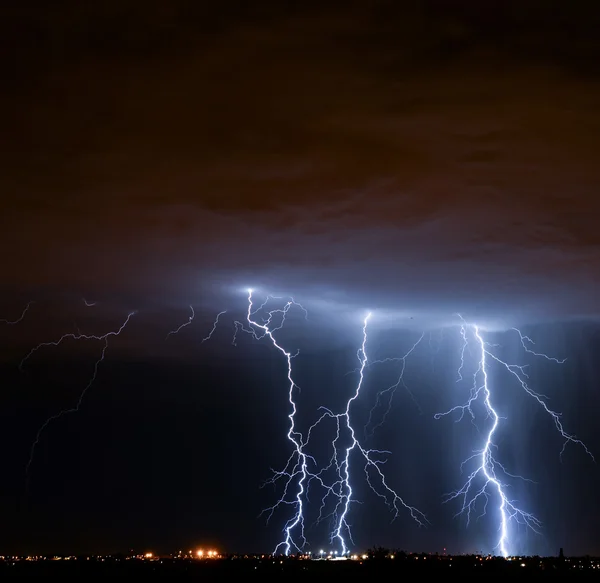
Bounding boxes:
[2,3,600,332]
[2,4,600,559]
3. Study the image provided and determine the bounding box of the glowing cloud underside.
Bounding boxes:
[434,317,593,557]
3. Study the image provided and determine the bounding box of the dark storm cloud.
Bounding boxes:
[2,2,600,331]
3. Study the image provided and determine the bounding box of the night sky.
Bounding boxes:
[1,0,600,557]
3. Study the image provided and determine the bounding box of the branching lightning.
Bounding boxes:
[364,331,425,437]
[1,301,34,325]
[166,305,195,339]
[321,314,427,555]
[232,290,309,555]
[166,307,228,343]
[436,316,593,556]
[8,286,594,558]
[230,293,425,556]
[20,311,136,481]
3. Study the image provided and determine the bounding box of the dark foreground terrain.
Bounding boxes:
[1,554,598,577]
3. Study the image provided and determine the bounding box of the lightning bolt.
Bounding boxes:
[1,301,34,325]
[364,331,425,437]
[436,316,593,557]
[166,305,195,339]
[227,293,426,555]
[20,311,136,482]
[199,294,315,553]
[232,290,310,555]
[201,310,227,343]
[324,314,427,555]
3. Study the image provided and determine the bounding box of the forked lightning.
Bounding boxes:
[435,316,593,556]
[20,312,136,481]
[226,291,425,555]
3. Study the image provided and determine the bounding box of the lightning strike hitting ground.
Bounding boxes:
[321,314,427,555]
[436,317,593,556]
[20,311,136,482]
[196,295,310,553]
[231,295,425,556]
[232,290,310,555]
[1,301,34,325]
[166,305,195,339]
[189,291,590,556]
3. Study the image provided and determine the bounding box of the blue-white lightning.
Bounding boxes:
[436,316,593,557]
[180,293,333,554]
[20,311,136,480]
[166,305,195,339]
[364,331,425,437]
[201,310,227,343]
[224,293,427,555]
[321,314,427,555]
[232,289,310,555]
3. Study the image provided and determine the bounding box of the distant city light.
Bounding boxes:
[194,549,218,558]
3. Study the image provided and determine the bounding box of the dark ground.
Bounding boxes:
[0,555,596,577]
